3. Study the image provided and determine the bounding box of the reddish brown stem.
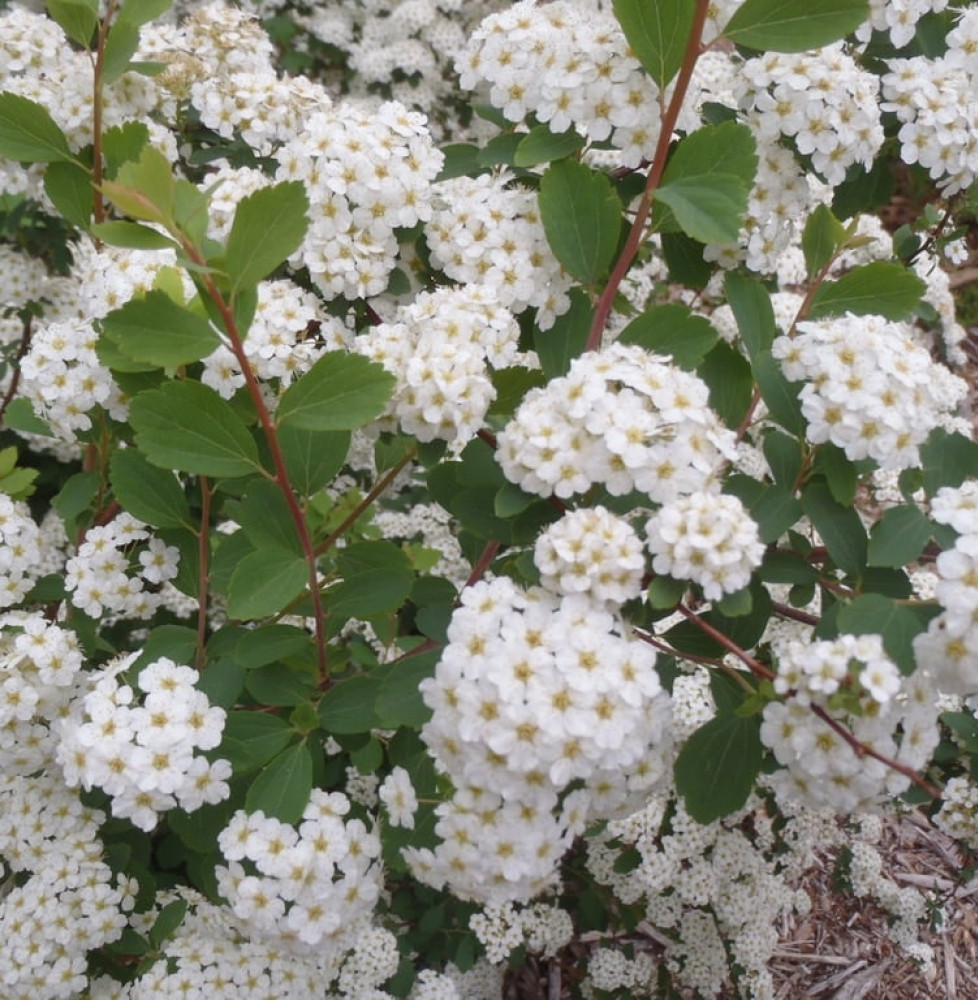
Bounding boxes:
[585,0,711,352]
[677,603,777,681]
[0,314,32,427]
[194,476,213,672]
[315,447,418,556]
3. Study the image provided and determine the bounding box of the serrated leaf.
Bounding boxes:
[103,146,175,225]
[868,505,934,568]
[800,479,867,578]
[235,480,301,554]
[749,485,804,543]
[226,181,309,298]
[328,567,414,620]
[0,92,73,163]
[245,663,317,708]
[514,124,585,167]
[226,548,309,620]
[612,0,696,88]
[110,448,191,529]
[664,122,759,189]
[697,340,753,430]
[102,121,150,179]
[674,712,763,824]
[435,143,484,182]
[148,899,187,949]
[813,443,858,505]
[476,132,523,167]
[807,261,926,321]
[661,231,713,288]
[245,741,312,824]
[278,425,350,495]
[195,656,245,709]
[276,351,394,431]
[118,0,172,26]
[722,0,870,52]
[318,674,384,733]
[618,303,719,369]
[920,429,978,495]
[130,381,260,477]
[802,204,845,278]
[539,159,622,285]
[233,624,311,669]
[44,160,92,228]
[101,290,221,367]
[46,0,98,46]
[654,174,746,245]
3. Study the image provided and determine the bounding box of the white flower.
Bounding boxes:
[379,766,419,829]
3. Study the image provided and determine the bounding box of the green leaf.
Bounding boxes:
[475,132,523,167]
[101,290,221,367]
[764,430,803,488]
[92,221,177,251]
[102,20,141,84]
[836,594,933,675]
[489,367,546,418]
[655,174,746,245]
[245,741,312,824]
[329,567,414,620]
[722,0,870,52]
[697,341,753,430]
[376,650,439,728]
[435,143,484,182]
[103,146,175,225]
[807,261,926,321]
[148,899,187,949]
[276,351,394,432]
[663,122,759,190]
[800,479,867,578]
[53,471,100,523]
[226,548,309,620]
[759,549,818,584]
[661,231,713,289]
[749,485,804,543]
[118,0,172,26]
[245,663,317,708]
[130,380,260,477]
[533,287,592,379]
[813,443,858,505]
[44,160,92,228]
[235,480,301,554]
[318,675,384,734]
[494,481,536,518]
[110,448,191,529]
[674,712,763,824]
[46,0,98,47]
[129,625,198,677]
[0,92,73,163]
[195,656,245,709]
[612,0,696,88]
[618,304,719,369]
[233,624,312,669]
[513,125,585,167]
[648,574,687,609]
[538,159,622,285]
[221,712,296,775]
[102,121,150,179]
[226,181,309,298]
[278,425,350,495]
[802,204,846,278]
[868,505,934,568]
[920,429,978,495]
[2,398,52,437]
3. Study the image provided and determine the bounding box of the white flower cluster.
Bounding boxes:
[98,889,345,1000]
[57,656,231,831]
[355,284,520,446]
[497,342,737,501]
[0,495,44,608]
[407,576,671,902]
[469,900,573,965]
[215,790,383,957]
[424,173,572,327]
[859,0,949,48]
[0,774,135,1000]
[761,636,940,812]
[276,100,443,300]
[64,514,181,621]
[0,614,83,776]
[736,44,884,186]
[202,279,349,399]
[457,0,663,168]
[882,6,978,194]
[378,764,419,828]
[934,774,978,847]
[533,505,645,606]
[646,491,765,601]
[590,796,809,1000]
[914,482,978,696]
[587,948,656,993]
[773,312,966,470]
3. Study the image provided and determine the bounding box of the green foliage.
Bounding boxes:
[538,159,623,285]
[612,0,696,88]
[722,0,870,52]
[807,261,927,320]
[0,92,74,163]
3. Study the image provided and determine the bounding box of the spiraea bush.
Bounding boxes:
[0,1,978,998]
